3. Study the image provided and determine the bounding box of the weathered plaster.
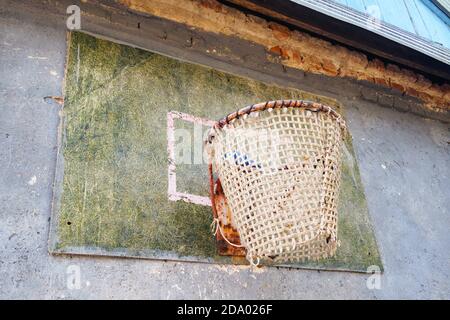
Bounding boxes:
[1,0,449,299]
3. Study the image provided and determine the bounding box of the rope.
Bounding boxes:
[210,218,261,267]
[248,255,260,268]
[210,218,245,248]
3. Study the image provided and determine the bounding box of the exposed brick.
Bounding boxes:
[390,81,406,94]
[415,74,432,89]
[268,22,290,41]
[399,68,418,84]
[367,58,385,73]
[405,87,421,99]
[301,54,323,73]
[442,84,450,100]
[199,0,225,13]
[417,91,434,103]
[269,45,289,60]
[427,84,446,99]
[373,77,389,87]
[386,63,401,75]
[321,58,340,76]
[291,51,302,64]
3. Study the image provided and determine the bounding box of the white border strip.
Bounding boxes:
[167,111,215,207]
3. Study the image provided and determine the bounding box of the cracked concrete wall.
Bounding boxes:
[118,0,450,117]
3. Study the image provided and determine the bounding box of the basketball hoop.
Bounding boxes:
[206,100,347,265]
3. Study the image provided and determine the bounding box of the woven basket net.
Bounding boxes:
[206,100,347,265]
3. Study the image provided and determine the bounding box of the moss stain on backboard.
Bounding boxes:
[50,32,382,271]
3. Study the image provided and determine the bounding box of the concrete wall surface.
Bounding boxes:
[0,1,449,299]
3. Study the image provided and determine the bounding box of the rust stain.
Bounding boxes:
[214,179,246,257]
[44,96,64,105]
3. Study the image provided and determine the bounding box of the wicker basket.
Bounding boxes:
[206,100,347,265]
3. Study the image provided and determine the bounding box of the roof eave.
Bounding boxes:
[223,0,450,82]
